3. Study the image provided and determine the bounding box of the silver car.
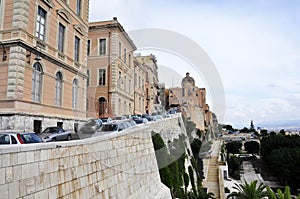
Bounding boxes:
[39,127,76,142]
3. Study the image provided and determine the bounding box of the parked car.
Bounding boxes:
[92,121,131,137]
[100,117,113,123]
[79,119,103,134]
[133,117,148,124]
[39,127,75,142]
[0,132,43,145]
[141,114,153,121]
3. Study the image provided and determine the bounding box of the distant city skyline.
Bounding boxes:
[90,0,300,128]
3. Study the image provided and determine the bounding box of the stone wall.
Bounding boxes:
[0,125,171,198]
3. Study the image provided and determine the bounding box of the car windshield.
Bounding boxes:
[0,134,10,144]
[21,133,42,143]
[101,124,118,132]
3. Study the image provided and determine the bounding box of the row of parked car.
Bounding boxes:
[79,113,171,138]
[0,126,79,145]
[0,112,176,145]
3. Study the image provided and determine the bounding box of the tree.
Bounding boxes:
[267,186,300,199]
[226,142,242,155]
[244,141,260,155]
[250,120,255,132]
[227,180,268,199]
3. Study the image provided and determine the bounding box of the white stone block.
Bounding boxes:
[8,181,19,199]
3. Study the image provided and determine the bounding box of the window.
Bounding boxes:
[76,0,82,16]
[36,6,46,41]
[87,69,90,86]
[118,71,121,87]
[55,72,63,106]
[72,79,78,109]
[74,36,80,62]
[118,98,121,115]
[98,69,106,86]
[119,42,121,58]
[142,79,144,90]
[134,74,137,85]
[182,88,185,96]
[128,54,131,67]
[124,101,126,114]
[87,40,91,56]
[124,76,126,91]
[139,76,141,89]
[32,63,43,102]
[99,39,106,55]
[124,48,126,63]
[129,79,131,93]
[58,23,65,52]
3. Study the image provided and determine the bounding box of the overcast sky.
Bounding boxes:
[89,0,300,128]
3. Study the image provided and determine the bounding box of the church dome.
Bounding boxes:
[181,72,195,86]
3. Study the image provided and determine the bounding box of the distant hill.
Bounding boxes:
[261,120,300,131]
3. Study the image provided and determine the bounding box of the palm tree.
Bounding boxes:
[227,180,268,199]
[267,186,300,199]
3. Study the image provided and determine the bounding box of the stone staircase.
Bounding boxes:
[206,156,220,198]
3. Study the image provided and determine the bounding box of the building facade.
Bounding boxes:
[169,72,212,130]
[135,54,160,114]
[133,58,146,115]
[87,17,136,118]
[0,0,89,132]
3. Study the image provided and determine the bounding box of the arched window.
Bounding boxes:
[72,79,78,109]
[32,63,43,102]
[55,72,63,106]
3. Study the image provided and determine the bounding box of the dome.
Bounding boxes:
[181,72,195,86]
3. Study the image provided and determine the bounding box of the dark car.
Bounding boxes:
[39,127,75,142]
[0,132,43,145]
[79,119,103,134]
[141,114,153,121]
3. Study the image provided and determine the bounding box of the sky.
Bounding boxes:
[89,0,300,129]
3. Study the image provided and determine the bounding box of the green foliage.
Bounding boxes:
[267,186,300,199]
[260,129,268,137]
[227,156,241,179]
[188,165,196,192]
[183,173,189,189]
[244,141,260,154]
[226,141,242,154]
[223,124,235,131]
[240,127,249,133]
[227,180,268,199]
[261,134,300,192]
[191,138,202,157]
[250,120,255,132]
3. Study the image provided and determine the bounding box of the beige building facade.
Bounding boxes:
[0,0,89,132]
[135,54,160,114]
[133,58,146,115]
[87,18,136,118]
[169,72,212,130]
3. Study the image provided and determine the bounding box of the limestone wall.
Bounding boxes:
[0,126,171,198]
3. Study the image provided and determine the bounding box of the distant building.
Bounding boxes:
[169,72,213,131]
[0,0,89,132]
[133,57,147,115]
[87,17,136,118]
[135,54,160,114]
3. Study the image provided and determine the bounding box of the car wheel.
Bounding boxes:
[67,135,71,141]
[53,138,57,142]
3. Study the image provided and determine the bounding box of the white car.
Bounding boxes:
[0,132,43,145]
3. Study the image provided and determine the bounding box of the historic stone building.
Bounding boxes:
[87,17,136,118]
[169,72,212,131]
[135,54,160,114]
[0,0,89,132]
[133,57,146,115]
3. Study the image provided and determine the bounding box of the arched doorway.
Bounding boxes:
[98,97,107,118]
